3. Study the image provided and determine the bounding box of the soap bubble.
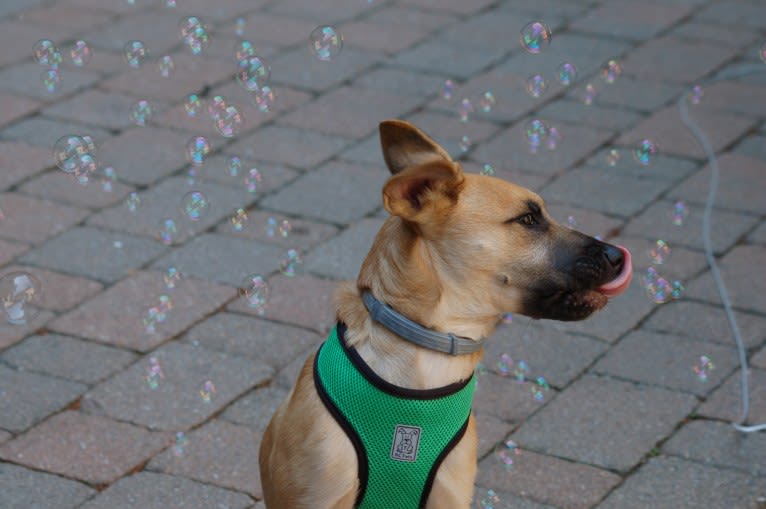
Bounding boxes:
[520,21,551,54]
[693,355,715,382]
[648,239,671,265]
[185,136,210,166]
[557,62,577,86]
[179,16,210,55]
[41,68,61,93]
[129,99,153,126]
[308,25,343,61]
[442,79,454,100]
[478,91,496,113]
[582,83,597,105]
[633,139,658,166]
[458,98,474,123]
[184,94,204,117]
[495,439,521,470]
[163,267,182,289]
[157,55,175,78]
[181,191,209,222]
[123,40,148,68]
[53,135,92,173]
[239,273,270,314]
[68,40,92,67]
[236,55,271,91]
[0,272,43,325]
[688,85,703,105]
[234,40,257,61]
[198,380,217,402]
[230,208,248,231]
[252,85,276,112]
[157,218,178,245]
[671,201,689,226]
[213,105,243,138]
[524,119,548,146]
[243,168,262,193]
[33,39,62,67]
[235,17,246,37]
[525,74,547,98]
[279,248,303,277]
[478,489,501,509]
[601,60,622,84]
[144,357,164,388]
[480,163,495,176]
[606,149,621,166]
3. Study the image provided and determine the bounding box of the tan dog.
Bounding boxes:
[259,120,633,508]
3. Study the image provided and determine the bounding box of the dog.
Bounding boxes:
[259,119,633,508]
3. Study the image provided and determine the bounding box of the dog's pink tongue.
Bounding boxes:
[597,245,633,298]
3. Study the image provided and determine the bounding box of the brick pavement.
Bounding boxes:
[0,0,765,507]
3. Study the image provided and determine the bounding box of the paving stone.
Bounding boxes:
[274,350,309,389]
[0,91,39,128]
[20,169,135,209]
[0,116,111,149]
[280,86,424,140]
[697,368,766,425]
[753,346,766,369]
[19,227,167,284]
[592,330,738,396]
[338,19,431,55]
[0,0,47,18]
[670,21,762,48]
[439,9,558,51]
[394,38,508,79]
[617,105,756,160]
[0,62,101,102]
[694,81,766,118]
[85,471,254,509]
[222,384,290,434]
[339,133,386,165]
[484,321,609,388]
[695,0,766,30]
[195,155,299,193]
[543,203,624,239]
[201,34,279,62]
[0,193,89,245]
[624,199,759,255]
[267,0,373,22]
[0,365,86,432]
[85,11,182,53]
[16,2,114,31]
[670,153,766,215]
[2,265,102,312]
[463,161,551,193]
[643,300,766,349]
[216,209,339,251]
[93,127,193,185]
[397,0,495,15]
[2,333,138,385]
[230,273,337,335]
[168,0,265,22]
[149,234,285,287]
[472,412,513,458]
[750,221,766,245]
[571,0,694,40]
[472,488,558,509]
[472,371,548,424]
[403,110,500,159]
[494,0,592,17]
[101,53,234,102]
[477,449,622,509]
[734,135,766,161]
[579,148,700,181]
[1,430,13,442]
[621,36,739,84]
[663,419,766,477]
[537,100,645,132]
[0,239,29,267]
[0,310,55,351]
[0,462,95,509]
[83,342,271,430]
[362,5,456,32]
[566,76,681,114]
[686,246,766,314]
[226,125,353,171]
[304,218,385,281]
[596,456,766,509]
[87,176,257,245]
[0,140,52,191]
[43,89,142,130]
[182,312,322,370]
[513,375,697,472]
[260,161,387,224]
[51,270,235,352]
[234,11,317,47]
[0,411,169,484]
[149,419,263,497]
[271,47,380,93]
[0,20,75,67]
[353,67,445,99]
[476,121,612,177]
[541,167,668,217]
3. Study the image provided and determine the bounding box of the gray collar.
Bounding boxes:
[362,291,486,356]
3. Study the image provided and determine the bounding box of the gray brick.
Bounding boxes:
[750,221,766,245]
[222,384,290,435]
[87,177,257,245]
[591,330,739,396]
[512,375,697,472]
[484,321,609,388]
[0,462,95,509]
[472,371,548,423]
[339,133,385,165]
[19,170,135,210]
[353,67,446,98]
[195,156,299,194]
[643,300,766,349]
[0,92,39,130]
[734,135,766,161]
[83,342,271,431]
[2,334,137,385]
[472,412,513,458]
[697,368,766,425]
[0,62,101,101]
[270,47,380,93]
[79,472,253,509]
[233,11,317,48]
[19,226,168,284]
[494,0,592,18]
[394,39,508,79]
[16,2,113,31]
[215,209,340,252]
[579,148,699,181]
[566,76,681,114]
[0,311,55,351]
[537,100,645,132]
[692,81,766,118]
[472,489,557,509]
[695,0,766,30]
[0,20,75,68]
[267,0,373,22]
[150,233,285,287]
[0,192,90,245]
[597,456,766,509]
[397,0,495,15]
[148,419,263,497]
[0,239,28,267]
[670,21,762,49]
[438,9,562,50]
[362,5,456,32]
[305,218,384,280]
[403,110,501,160]
[0,116,111,149]
[182,313,321,370]
[0,141,53,192]
[85,11,183,53]
[43,89,143,130]
[261,161,387,224]
[0,365,86,432]
[571,1,694,41]
[168,0,265,22]
[663,419,766,476]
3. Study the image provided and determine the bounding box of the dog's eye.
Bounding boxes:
[518,213,537,226]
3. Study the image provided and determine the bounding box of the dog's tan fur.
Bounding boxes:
[260,120,610,508]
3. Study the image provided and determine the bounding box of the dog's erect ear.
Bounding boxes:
[379,119,453,175]
[382,160,464,223]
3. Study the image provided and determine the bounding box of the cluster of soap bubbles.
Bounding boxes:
[495,439,521,470]
[239,273,270,315]
[523,118,561,153]
[476,489,502,508]
[179,16,210,55]
[32,39,92,92]
[441,80,495,125]
[0,271,43,325]
[494,353,550,402]
[198,380,217,402]
[671,201,689,226]
[145,356,164,389]
[266,217,293,238]
[640,267,684,304]
[143,294,173,333]
[53,134,99,184]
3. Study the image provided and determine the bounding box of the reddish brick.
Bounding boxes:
[477,449,622,509]
[0,192,89,245]
[0,141,53,191]
[0,411,170,484]
[0,92,40,128]
[50,270,236,352]
[3,265,101,312]
[148,419,263,497]
[229,273,337,334]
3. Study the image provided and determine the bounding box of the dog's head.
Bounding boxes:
[372,119,632,324]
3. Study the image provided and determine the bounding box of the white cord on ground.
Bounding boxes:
[677,63,766,433]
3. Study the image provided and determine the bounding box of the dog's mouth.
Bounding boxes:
[594,245,633,298]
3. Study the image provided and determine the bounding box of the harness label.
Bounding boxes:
[390,424,421,462]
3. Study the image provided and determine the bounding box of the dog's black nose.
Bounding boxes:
[602,243,624,268]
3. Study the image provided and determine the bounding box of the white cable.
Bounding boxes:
[677,63,766,433]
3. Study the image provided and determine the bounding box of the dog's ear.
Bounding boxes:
[382,160,464,223]
[379,119,453,175]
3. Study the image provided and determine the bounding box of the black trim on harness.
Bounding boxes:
[337,323,472,400]
[313,347,369,507]
[418,415,471,508]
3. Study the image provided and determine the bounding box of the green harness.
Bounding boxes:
[314,324,476,509]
